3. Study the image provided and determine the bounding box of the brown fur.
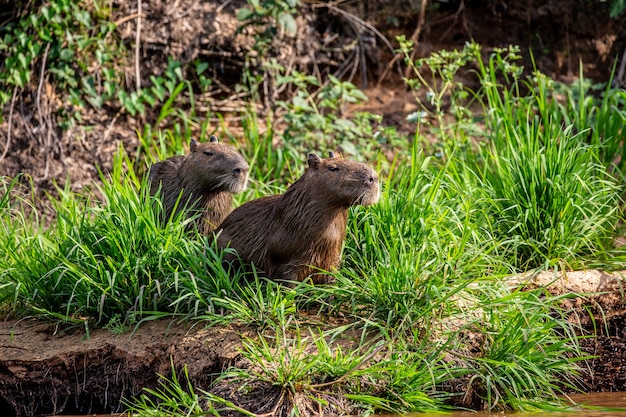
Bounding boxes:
[215,152,379,283]
[149,136,249,234]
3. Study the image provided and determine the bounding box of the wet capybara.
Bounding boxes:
[215,152,380,283]
[149,135,249,234]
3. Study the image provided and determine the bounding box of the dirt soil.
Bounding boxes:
[0,319,250,416]
[1,0,626,416]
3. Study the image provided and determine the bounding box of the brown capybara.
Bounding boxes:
[148,135,249,234]
[215,152,380,284]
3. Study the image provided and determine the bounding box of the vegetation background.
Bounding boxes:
[1,0,626,416]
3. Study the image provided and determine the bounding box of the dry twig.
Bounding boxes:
[312,1,402,85]
[135,0,142,92]
[378,0,429,85]
[0,87,17,163]
[614,48,626,88]
[36,42,52,181]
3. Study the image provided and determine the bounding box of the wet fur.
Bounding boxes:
[216,152,379,283]
[149,136,249,235]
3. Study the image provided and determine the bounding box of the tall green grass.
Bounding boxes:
[1,151,237,329]
[199,322,455,415]
[453,284,588,410]
[332,141,511,331]
[472,49,622,270]
[235,111,301,198]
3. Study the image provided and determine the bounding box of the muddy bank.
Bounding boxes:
[1,270,625,417]
[0,319,248,416]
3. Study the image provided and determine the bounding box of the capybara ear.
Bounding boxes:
[209,135,219,143]
[190,139,198,152]
[308,153,321,169]
[328,151,335,158]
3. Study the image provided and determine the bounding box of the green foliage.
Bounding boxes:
[236,0,300,103]
[610,0,626,17]
[276,72,383,160]
[397,37,484,148]
[333,142,511,331]
[205,275,297,328]
[134,80,207,179]
[116,58,187,117]
[218,325,449,415]
[126,362,252,417]
[458,286,587,411]
[237,0,300,37]
[473,48,622,270]
[0,0,204,127]
[0,0,120,116]
[552,68,626,173]
[1,150,221,329]
[236,111,301,189]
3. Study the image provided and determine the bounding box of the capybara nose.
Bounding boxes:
[233,164,249,176]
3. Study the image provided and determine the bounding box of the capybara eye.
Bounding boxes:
[328,166,339,172]
[204,151,215,156]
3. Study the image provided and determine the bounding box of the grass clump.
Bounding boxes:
[1,151,229,330]
[207,323,453,416]
[332,142,511,332]
[473,48,622,270]
[454,285,588,411]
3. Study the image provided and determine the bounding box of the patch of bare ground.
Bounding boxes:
[0,318,249,416]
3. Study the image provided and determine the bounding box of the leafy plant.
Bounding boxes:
[457,286,587,411]
[610,0,626,17]
[235,110,301,190]
[2,149,213,329]
[0,0,204,128]
[552,67,626,174]
[236,0,301,106]
[0,0,121,115]
[237,0,300,37]
[126,362,250,417]
[334,142,510,331]
[217,324,449,416]
[398,37,484,150]
[276,71,383,160]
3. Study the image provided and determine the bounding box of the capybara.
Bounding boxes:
[215,152,380,283]
[148,135,249,234]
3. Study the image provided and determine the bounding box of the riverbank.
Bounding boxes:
[1,270,625,416]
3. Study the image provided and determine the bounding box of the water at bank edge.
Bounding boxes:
[40,392,626,417]
[402,392,626,417]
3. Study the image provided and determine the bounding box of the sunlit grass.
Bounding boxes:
[333,141,512,331]
[453,283,588,410]
[472,47,623,270]
[1,151,242,330]
[212,322,452,415]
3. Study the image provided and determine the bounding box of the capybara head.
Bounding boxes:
[182,135,249,193]
[300,151,380,207]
